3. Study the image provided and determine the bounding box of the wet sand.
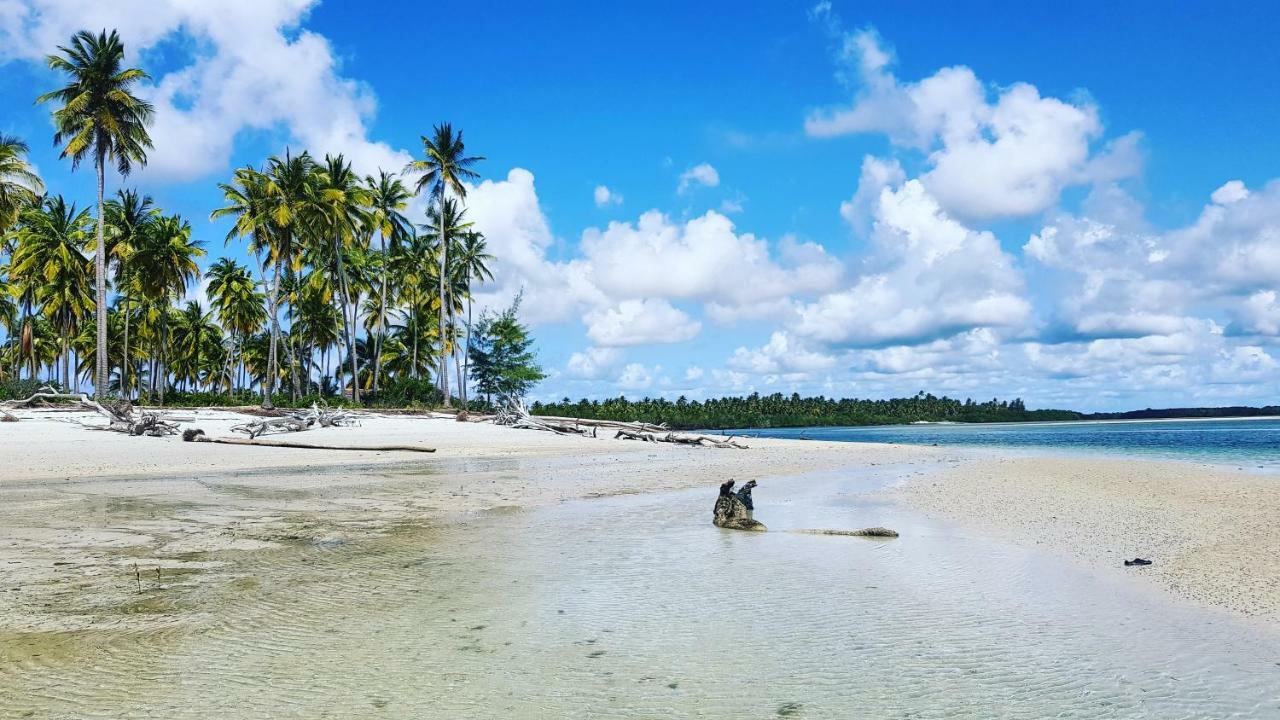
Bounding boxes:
[895,454,1280,622]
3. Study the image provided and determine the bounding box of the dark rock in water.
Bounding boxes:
[713,486,765,532]
[1124,557,1153,566]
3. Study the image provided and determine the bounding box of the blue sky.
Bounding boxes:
[3,0,1280,411]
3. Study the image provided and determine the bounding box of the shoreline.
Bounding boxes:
[893,452,1280,623]
[2,407,1276,630]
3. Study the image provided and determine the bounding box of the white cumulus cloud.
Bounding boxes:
[806,27,1139,219]
[584,299,701,347]
[1,0,408,181]
[677,162,720,193]
[593,185,622,207]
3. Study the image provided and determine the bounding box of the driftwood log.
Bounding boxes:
[496,397,746,448]
[230,403,359,438]
[1,386,179,436]
[184,428,434,453]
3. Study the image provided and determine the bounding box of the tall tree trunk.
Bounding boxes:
[455,348,464,408]
[374,232,386,394]
[332,242,359,402]
[122,296,130,399]
[437,192,450,407]
[61,328,70,391]
[463,293,473,408]
[411,303,418,380]
[263,257,283,409]
[94,152,108,398]
[288,298,301,401]
[158,319,167,406]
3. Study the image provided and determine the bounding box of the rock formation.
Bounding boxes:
[713,480,766,531]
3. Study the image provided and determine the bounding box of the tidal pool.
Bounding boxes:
[2,466,1278,718]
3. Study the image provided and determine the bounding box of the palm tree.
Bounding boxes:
[365,171,411,394]
[9,196,94,389]
[38,29,154,398]
[170,301,222,391]
[405,123,483,406]
[452,230,493,407]
[0,135,44,235]
[314,154,370,401]
[206,257,266,393]
[259,152,324,406]
[131,213,203,403]
[421,198,472,401]
[105,189,157,397]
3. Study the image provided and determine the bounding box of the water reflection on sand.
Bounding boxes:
[3,465,1278,718]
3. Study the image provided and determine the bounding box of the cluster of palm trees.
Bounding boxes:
[0,29,496,407]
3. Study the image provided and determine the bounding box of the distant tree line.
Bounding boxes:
[1082,406,1280,420]
[530,392,1082,430]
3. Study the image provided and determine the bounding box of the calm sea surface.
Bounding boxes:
[716,417,1280,467]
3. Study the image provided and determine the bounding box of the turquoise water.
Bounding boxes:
[718,418,1280,466]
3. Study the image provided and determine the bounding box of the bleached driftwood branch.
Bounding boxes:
[184,428,433,452]
[495,397,746,448]
[1,386,179,436]
[229,403,359,439]
[613,428,748,449]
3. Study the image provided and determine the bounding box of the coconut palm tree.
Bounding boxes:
[105,189,157,397]
[9,196,94,389]
[170,300,222,391]
[206,257,266,392]
[38,29,154,398]
[405,123,483,406]
[364,171,411,394]
[0,135,44,235]
[313,154,370,401]
[452,230,493,407]
[130,213,203,403]
[260,152,324,405]
[420,198,471,400]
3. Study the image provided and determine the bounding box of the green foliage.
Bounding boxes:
[529,391,1082,430]
[364,376,443,407]
[467,299,545,402]
[0,378,44,401]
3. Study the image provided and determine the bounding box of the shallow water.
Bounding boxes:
[723,418,1280,468]
[2,465,1278,718]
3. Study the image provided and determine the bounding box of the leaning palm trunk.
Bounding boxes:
[437,193,450,407]
[94,150,108,398]
[263,258,282,408]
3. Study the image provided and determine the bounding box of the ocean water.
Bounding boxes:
[718,418,1280,467]
[5,465,1278,718]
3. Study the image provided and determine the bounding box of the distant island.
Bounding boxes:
[529,392,1280,430]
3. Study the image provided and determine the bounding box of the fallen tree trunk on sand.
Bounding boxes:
[230,403,359,439]
[496,397,745,447]
[614,428,748,449]
[1,386,179,436]
[183,428,434,453]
